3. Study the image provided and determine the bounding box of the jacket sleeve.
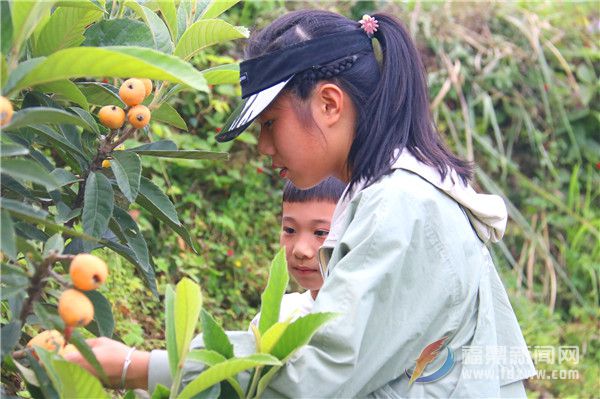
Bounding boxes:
[259,184,473,397]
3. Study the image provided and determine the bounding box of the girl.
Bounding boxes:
[68,10,536,397]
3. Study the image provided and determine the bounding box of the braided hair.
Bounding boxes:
[245,10,472,193]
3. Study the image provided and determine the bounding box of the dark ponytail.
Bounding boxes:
[245,10,472,193]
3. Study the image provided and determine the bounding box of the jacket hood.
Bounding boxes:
[391,149,507,243]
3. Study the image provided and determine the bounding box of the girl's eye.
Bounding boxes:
[262,119,274,129]
[314,230,329,237]
[283,227,295,234]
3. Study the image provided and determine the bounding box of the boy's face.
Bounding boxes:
[280,200,337,292]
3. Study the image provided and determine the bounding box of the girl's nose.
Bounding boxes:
[257,129,275,156]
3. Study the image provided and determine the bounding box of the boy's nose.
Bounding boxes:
[292,238,315,260]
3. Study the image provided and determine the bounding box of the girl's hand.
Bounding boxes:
[63,337,150,390]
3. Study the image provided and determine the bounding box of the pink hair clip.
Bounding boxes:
[359,14,379,37]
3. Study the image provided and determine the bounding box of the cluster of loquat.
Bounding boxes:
[26,254,109,357]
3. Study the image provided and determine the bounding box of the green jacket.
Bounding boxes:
[148,151,536,397]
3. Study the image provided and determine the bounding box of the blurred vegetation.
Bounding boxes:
[71,1,598,397]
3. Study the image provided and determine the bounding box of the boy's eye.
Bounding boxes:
[283,227,295,234]
[314,230,329,237]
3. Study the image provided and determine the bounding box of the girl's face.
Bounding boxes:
[257,87,354,189]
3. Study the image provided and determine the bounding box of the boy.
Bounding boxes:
[250,177,346,327]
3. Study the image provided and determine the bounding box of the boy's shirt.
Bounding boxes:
[249,290,314,329]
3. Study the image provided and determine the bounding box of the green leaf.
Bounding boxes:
[0,142,29,157]
[201,309,234,359]
[198,0,241,20]
[125,2,173,53]
[130,149,228,160]
[52,359,109,399]
[77,82,125,107]
[260,321,289,354]
[28,124,87,158]
[69,329,109,383]
[1,54,7,88]
[43,233,64,257]
[157,0,178,42]
[83,290,115,338]
[10,1,55,55]
[270,312,339,361]
[202,63,239,85]
[12,46,208,93]
[50,168,80,187]
[136,177,200,254]
[0,211,17,260]
[3,107,97,133]
[82,172,114,238]
[83,19,155,48]
[178,354,281,399]
[174,19,248,61]
[152,102,187,129]
[258,248,288,334]
[128,139,177,151]
[175,277,202,366]
[110,206,151,274]
[2,57,46,96]
[1,2,13,55]
[110,151,141,202]
[187,349,226,366]
[165,284,178,377]
[0,158,60,190]
[151,383,170,399]
[32,6,103,57]
[34,80,89,110]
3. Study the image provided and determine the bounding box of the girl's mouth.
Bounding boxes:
[279,167,288,178]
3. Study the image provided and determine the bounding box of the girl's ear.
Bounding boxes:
[312,83,346,127]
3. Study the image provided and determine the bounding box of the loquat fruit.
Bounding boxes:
[0,96,14,127]
[59,344,78,357]
[58,289,94,327]
[102,159,111,168]
[98,105,125,129]
[140,78,153,97]
[119,78,146,106]
[127,105,151,129]
[69,253,108,291]
[27,330,65,353]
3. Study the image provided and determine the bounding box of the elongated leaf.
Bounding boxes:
[33,6,103,56]
[12,46,208,93]
[3,107,97,133]
[35,80,89,110]
[0,158,59,190]
[82,172,114,238]
[28,124,87,158]
[0,211,17,260]
[101,238,158,296]
[52,360,109,399]
[136,179,200,253]
[50,168,79,187]
[110,151,141,202]
[178,354,281,399]
[157,0,178,41]
[83,19,155,48]
[151,384,170,399]
[83,290,114,338]
[260,322,289,354]
[259,248,288,334]
[43,233,64,256]
[270,312,339,361]
[187,349,226,366]
[11,1,55,53]
[1,322,21,360]
[1,2,12,55]
[2,58,46,96]
[125,2,173,53]
[131,150,228,160]
[110,206,151,269]
[165,284,178,377]
[201,310,234,359]
[202,63,239,85]
[0,142,29,157]
[198,0,240,20]
[77,82,125,107]
[175,278,202,365]
[128,139,177,152]
[153,102,187,129]
[174,19,248,60]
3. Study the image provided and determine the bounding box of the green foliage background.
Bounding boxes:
[1,0,598,397]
